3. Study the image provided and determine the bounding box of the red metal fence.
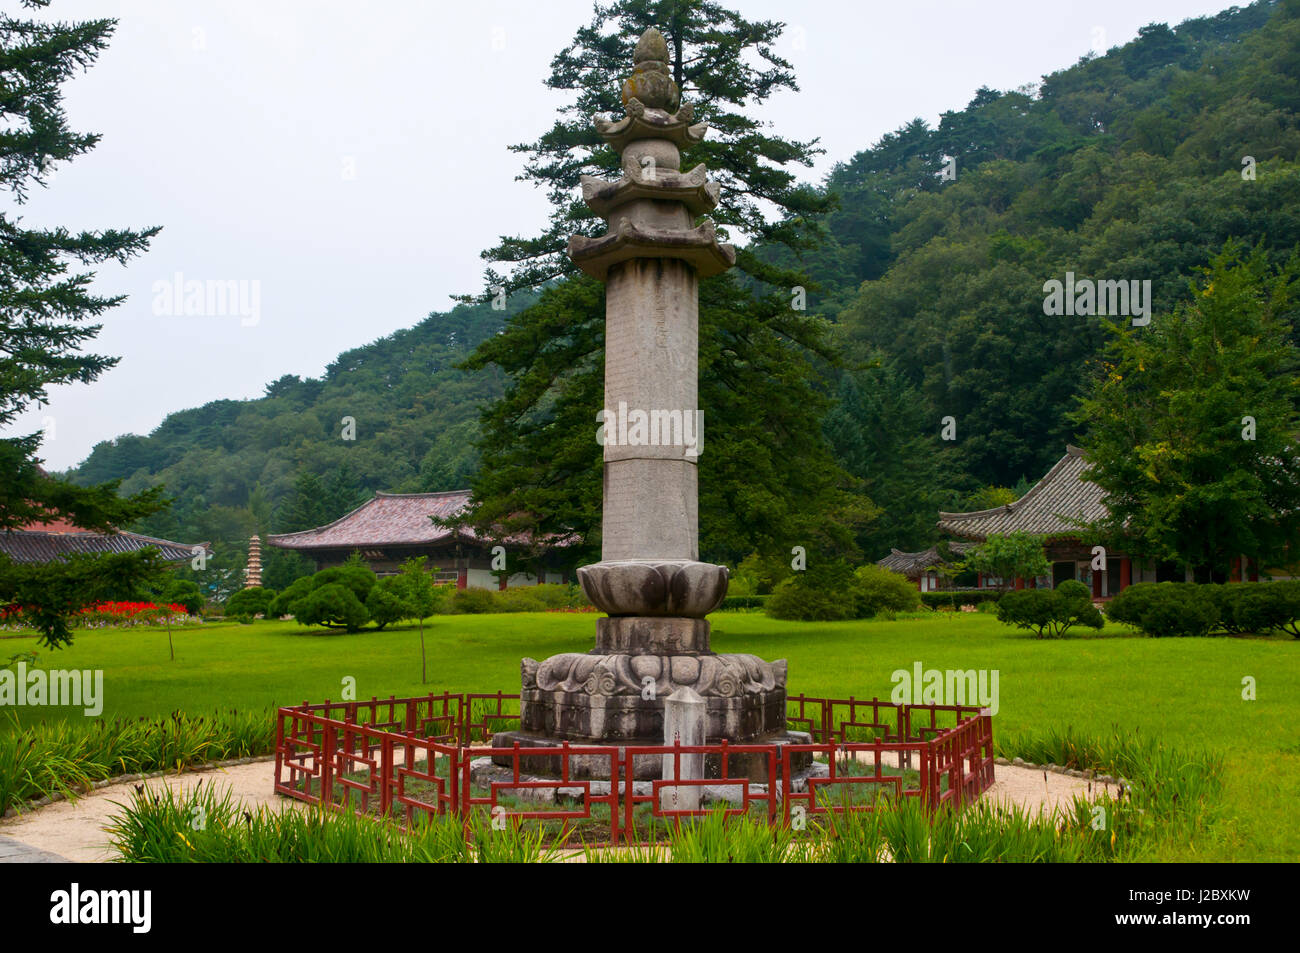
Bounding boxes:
[273,691,994,844]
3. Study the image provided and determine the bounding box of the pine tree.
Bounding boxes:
[476,0,830,294]
[277,471,330,533]
[0,2,167,647]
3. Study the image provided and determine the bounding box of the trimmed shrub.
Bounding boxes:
[225,586,276,619]
[160,579,204,615]
[1224,581,1300,636]
[522,583,590,609]
[447,587,500,614]
[1206,584,1254,634]
[439,584,591,614]
[293,583,369,632]
[312,562,377,604]
[269,575,316,618]
[765,562,917,622]
[494,590,549,612]
[996,580,1103,638]
[365,577,410,630]
[766,561,859,622]
[853,564,921,616]
[1106,582,1218,638]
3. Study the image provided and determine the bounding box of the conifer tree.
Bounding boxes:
[0,1,167,647]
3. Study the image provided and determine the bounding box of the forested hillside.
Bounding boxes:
[69,296,528,563]
[66,0,1300,578]
[815,0,1300,554]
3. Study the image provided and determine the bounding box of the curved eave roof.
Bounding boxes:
[266,491,473,551]
[937,446,1108,541]
[877,542,970,576]
[0,529,205,564]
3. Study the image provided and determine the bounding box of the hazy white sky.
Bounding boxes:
[4,0,1239,469]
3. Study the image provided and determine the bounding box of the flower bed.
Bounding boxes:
[1,600,195,632]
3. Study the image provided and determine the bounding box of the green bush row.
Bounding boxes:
[444,584,590,614]
[232,559,593,629]
[1106,581,1300,638]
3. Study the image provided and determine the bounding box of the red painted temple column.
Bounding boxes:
[1120,558,1131,591]
[1014,577,1025,590]
[1092,568,1103,599]
[457,568,467,590]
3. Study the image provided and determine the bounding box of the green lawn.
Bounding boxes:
[3,611,1296,861]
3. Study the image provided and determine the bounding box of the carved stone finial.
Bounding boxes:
[622,27,679,112]
[633,27,669,64]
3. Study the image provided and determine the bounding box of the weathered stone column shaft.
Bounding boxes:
[601,257,699,561]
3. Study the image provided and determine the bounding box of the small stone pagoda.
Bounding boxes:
[493,28,805,780]
[245,535,263,588]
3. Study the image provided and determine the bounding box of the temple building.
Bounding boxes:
[0,516,204,564]
[265,490,571,589]
[881,446,1265,597]
[878,543,970,592]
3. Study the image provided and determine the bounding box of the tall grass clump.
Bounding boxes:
[107,783,565,863]
[999,724,1224,859]
[664,808,812,863]
[0,709,276,815]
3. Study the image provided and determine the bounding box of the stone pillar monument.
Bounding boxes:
[493,28,805,780]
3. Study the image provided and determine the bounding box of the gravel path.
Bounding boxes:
[0,761,289,863]
[0,758,1102,862]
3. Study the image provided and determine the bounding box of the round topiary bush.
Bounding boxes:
[852,564,922,616]
[995,579,1103,638]
[268,575,316,619]
[225,586,276,619]
[292,583,369,632]
[1220,580,1300,636]
[765,562,918,622]
[765,561,859,622]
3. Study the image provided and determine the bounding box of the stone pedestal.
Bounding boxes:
[494,27,799,783]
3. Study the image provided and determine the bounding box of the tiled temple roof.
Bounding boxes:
[266,490,509,551]
[877,542,970,577]
[936,446,1108,541]
[0,520,203,564]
